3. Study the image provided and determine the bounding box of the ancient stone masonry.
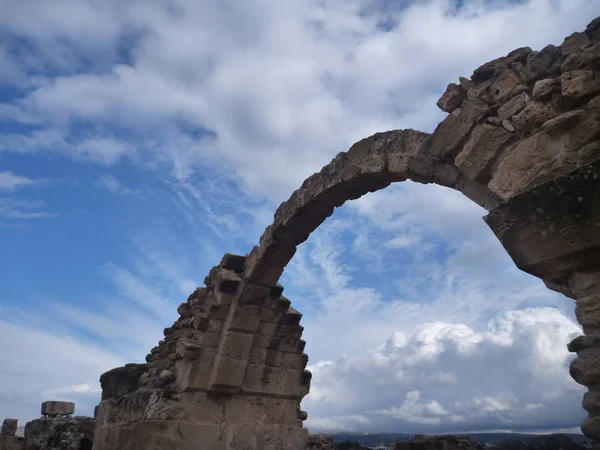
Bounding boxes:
[93,254,309,450]
[0,402,94,450]
[93,16,600,449]
[0,419,22,450]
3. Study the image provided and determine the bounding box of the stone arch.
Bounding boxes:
[94,17,600,450]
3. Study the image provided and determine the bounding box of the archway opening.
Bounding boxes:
[277,180,583,437]
[79,437,93,450]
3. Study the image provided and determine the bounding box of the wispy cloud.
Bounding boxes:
[0,171,43,191]
[0,198,54,219]
[95,174,143,197]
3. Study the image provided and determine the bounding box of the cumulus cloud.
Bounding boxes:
[303,307,584,433]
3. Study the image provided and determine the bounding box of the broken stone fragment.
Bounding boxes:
[562,70,600,105]
[561,32,590,56]
[41,400,75,417]
[532,77,561,101]
[502,119,516,133]
[436,83,465,113]
[159,369,175,384]
[498,92,529,121]
[1,418,17,436]
[541,110,585,135]
[526,44,563,81]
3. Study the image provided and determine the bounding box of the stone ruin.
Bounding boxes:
[0,402,95,450]
[2,14,600,450]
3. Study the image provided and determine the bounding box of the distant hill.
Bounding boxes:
[326,432,592,447]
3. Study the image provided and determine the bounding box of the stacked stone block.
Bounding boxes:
[0,419,21,450]
[94,254,310,449]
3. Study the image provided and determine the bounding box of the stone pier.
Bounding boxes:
[92,16,600,449]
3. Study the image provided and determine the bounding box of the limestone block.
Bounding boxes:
[562,70,600,105]
[541,110,585,136]
[570,347,600,386]
[237,281,271,307]
[41,400,75,416]
[100,364,147,400]
[428,99,489,159]
[455,123,514,183]
[498,92,529,121]
[244,243,290,286]
[532,78,561,101]
[132,420,220,450]
[561,32,590,56]
[176,338,214,360]
[511,101,557,132]
[198,331,220,348]
[249,348,283,367]
[562,42,600,72]
[584,390,600,414]
[221,331,254,359]
[242,365,286,396]
[261,397,301,425]
[220,253,246,273]
[432,163,459,188]
[488,131,561,199]
[208,355,247,393]
[229,305,261,333]
[582,416,600,440]
[175,348,217,391]
[489,69,522,103]
[457,177,498,210]
[436,83,465,112]
[407,154,438,183]
[261,425,308,450]
[526,44,562,82]
[282,369,310,399]
[223,423,266,449]
[1,419,17,436]
[282,352,308,371]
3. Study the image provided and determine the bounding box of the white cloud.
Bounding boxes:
[303,307,584,433]
[1,0,598,202]
[0,171,41,191]
[0,198,54,219]
[95,174,142,197]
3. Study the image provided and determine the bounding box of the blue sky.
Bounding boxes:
[1,0,599,435]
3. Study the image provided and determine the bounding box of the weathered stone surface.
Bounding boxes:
[23,412,95,450]
[526,44,563,81]
[541,110,585,135]
[455,124,514,183]
[1,419,17,436]
[498,92,529,121]
[436,83,465,112]
[489,70,522,103]
[306,434,335,450]
[562,42,600,72]
[562,70,600,105]
[532,77,561,101]
[41,401,75,417]
[511,101,557,132]
[486,162,600,286]
[427,99,489,159]
[561,32,590,56]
